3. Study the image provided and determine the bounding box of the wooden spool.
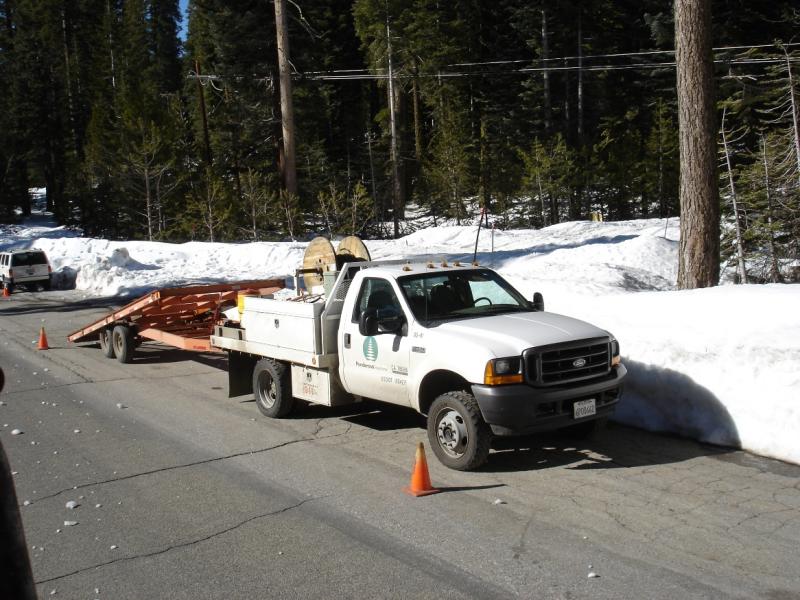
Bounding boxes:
[302,237,336,290]
[336,235,371,269]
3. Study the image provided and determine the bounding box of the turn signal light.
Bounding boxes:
[484,358,523,385]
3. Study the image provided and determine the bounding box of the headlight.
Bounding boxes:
[610,337,621,367]
[484,357,523,385]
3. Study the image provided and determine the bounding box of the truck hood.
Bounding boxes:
[435,311,609,356]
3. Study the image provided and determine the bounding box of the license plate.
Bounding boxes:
[573,398,596,419]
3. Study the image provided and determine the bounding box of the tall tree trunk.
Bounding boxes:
[675,0,720,289]
[760,135,783,283]
[144,165,153,241]
[274,0,297,194]
[720,106,747,283]
[194,60,212,167]
[541,9,552,133]
[412,73,422,167]
[479,115,488,212]
[782,46,800,185]
[386,21,401,237]
[577,11,583,141]
[107,0,116,90]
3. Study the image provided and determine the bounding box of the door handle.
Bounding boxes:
[344,333,351,348]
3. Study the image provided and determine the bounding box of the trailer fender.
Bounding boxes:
[228,351,259,398]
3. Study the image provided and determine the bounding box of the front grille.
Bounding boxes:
[524,337,610,386]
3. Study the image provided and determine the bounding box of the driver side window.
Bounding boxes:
[352,278,403,323]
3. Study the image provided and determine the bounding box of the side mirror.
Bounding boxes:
[532,292,545,312]
[359,309,378,336]
[377,308,404,334]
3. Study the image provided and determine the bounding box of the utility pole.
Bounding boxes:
[386,19,401,238]
[274,0,297,194]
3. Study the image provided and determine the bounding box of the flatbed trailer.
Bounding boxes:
[67,279,285,360]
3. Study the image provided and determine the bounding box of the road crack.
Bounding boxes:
[26,433,340,506]
[35,497,317,585]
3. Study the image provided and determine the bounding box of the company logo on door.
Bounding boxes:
[363,336,378,361]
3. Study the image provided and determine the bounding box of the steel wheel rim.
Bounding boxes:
[113,331,123,354]
[435,407,468,458]
[257,371,277,409]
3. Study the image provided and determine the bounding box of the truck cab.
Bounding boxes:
[336,262,625,469]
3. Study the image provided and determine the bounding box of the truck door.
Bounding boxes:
[340,277,412,406]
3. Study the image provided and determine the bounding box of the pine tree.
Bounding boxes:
[675,0,720,289]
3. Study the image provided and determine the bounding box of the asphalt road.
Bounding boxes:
[1,290,799,600]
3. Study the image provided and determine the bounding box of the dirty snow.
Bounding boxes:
[1,192,799,465]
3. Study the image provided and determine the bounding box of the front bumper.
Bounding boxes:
[471,364,627,436]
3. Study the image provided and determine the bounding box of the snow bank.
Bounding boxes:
[2,211,798,465]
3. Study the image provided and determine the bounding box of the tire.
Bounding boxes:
[41,279,51,291]
[99,329,115,359]
[564,416,608,439]
[112,325,135,363]
[252,358,293,418]
[427,391,491,471]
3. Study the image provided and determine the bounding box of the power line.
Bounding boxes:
[187,41,800,84]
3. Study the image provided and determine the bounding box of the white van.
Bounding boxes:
[0,249,52,293]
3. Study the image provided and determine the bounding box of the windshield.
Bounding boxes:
[11,251,48,266]
[397,268,531,325]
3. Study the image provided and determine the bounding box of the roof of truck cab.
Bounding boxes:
[348,261,487,279]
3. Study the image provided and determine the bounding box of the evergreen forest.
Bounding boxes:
[0,1,798,281]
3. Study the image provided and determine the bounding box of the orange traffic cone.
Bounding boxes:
[403,442,440,497]
[2,286,9,298]
[37,326,50,350]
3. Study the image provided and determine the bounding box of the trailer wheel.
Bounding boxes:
[99,329,115,359]
[427,391,491,471]
[253,359,293,418]
[112,325,135,364]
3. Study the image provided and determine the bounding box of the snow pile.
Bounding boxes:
[2,209,798,465]
[36,237,304,297]
[557,285,800,464]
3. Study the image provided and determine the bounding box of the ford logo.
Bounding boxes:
[572,358,587,368]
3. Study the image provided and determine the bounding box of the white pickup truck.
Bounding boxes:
[212,260,626,470]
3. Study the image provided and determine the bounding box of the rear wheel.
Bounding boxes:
[99,329,115,358]
[112,325,135,363]
[427,391,491,471]
[253,358,293,418]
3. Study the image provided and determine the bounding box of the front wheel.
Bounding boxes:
[427,391,491,471]
[252,358,293,418]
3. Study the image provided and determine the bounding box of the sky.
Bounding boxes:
[178,0,189,39]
